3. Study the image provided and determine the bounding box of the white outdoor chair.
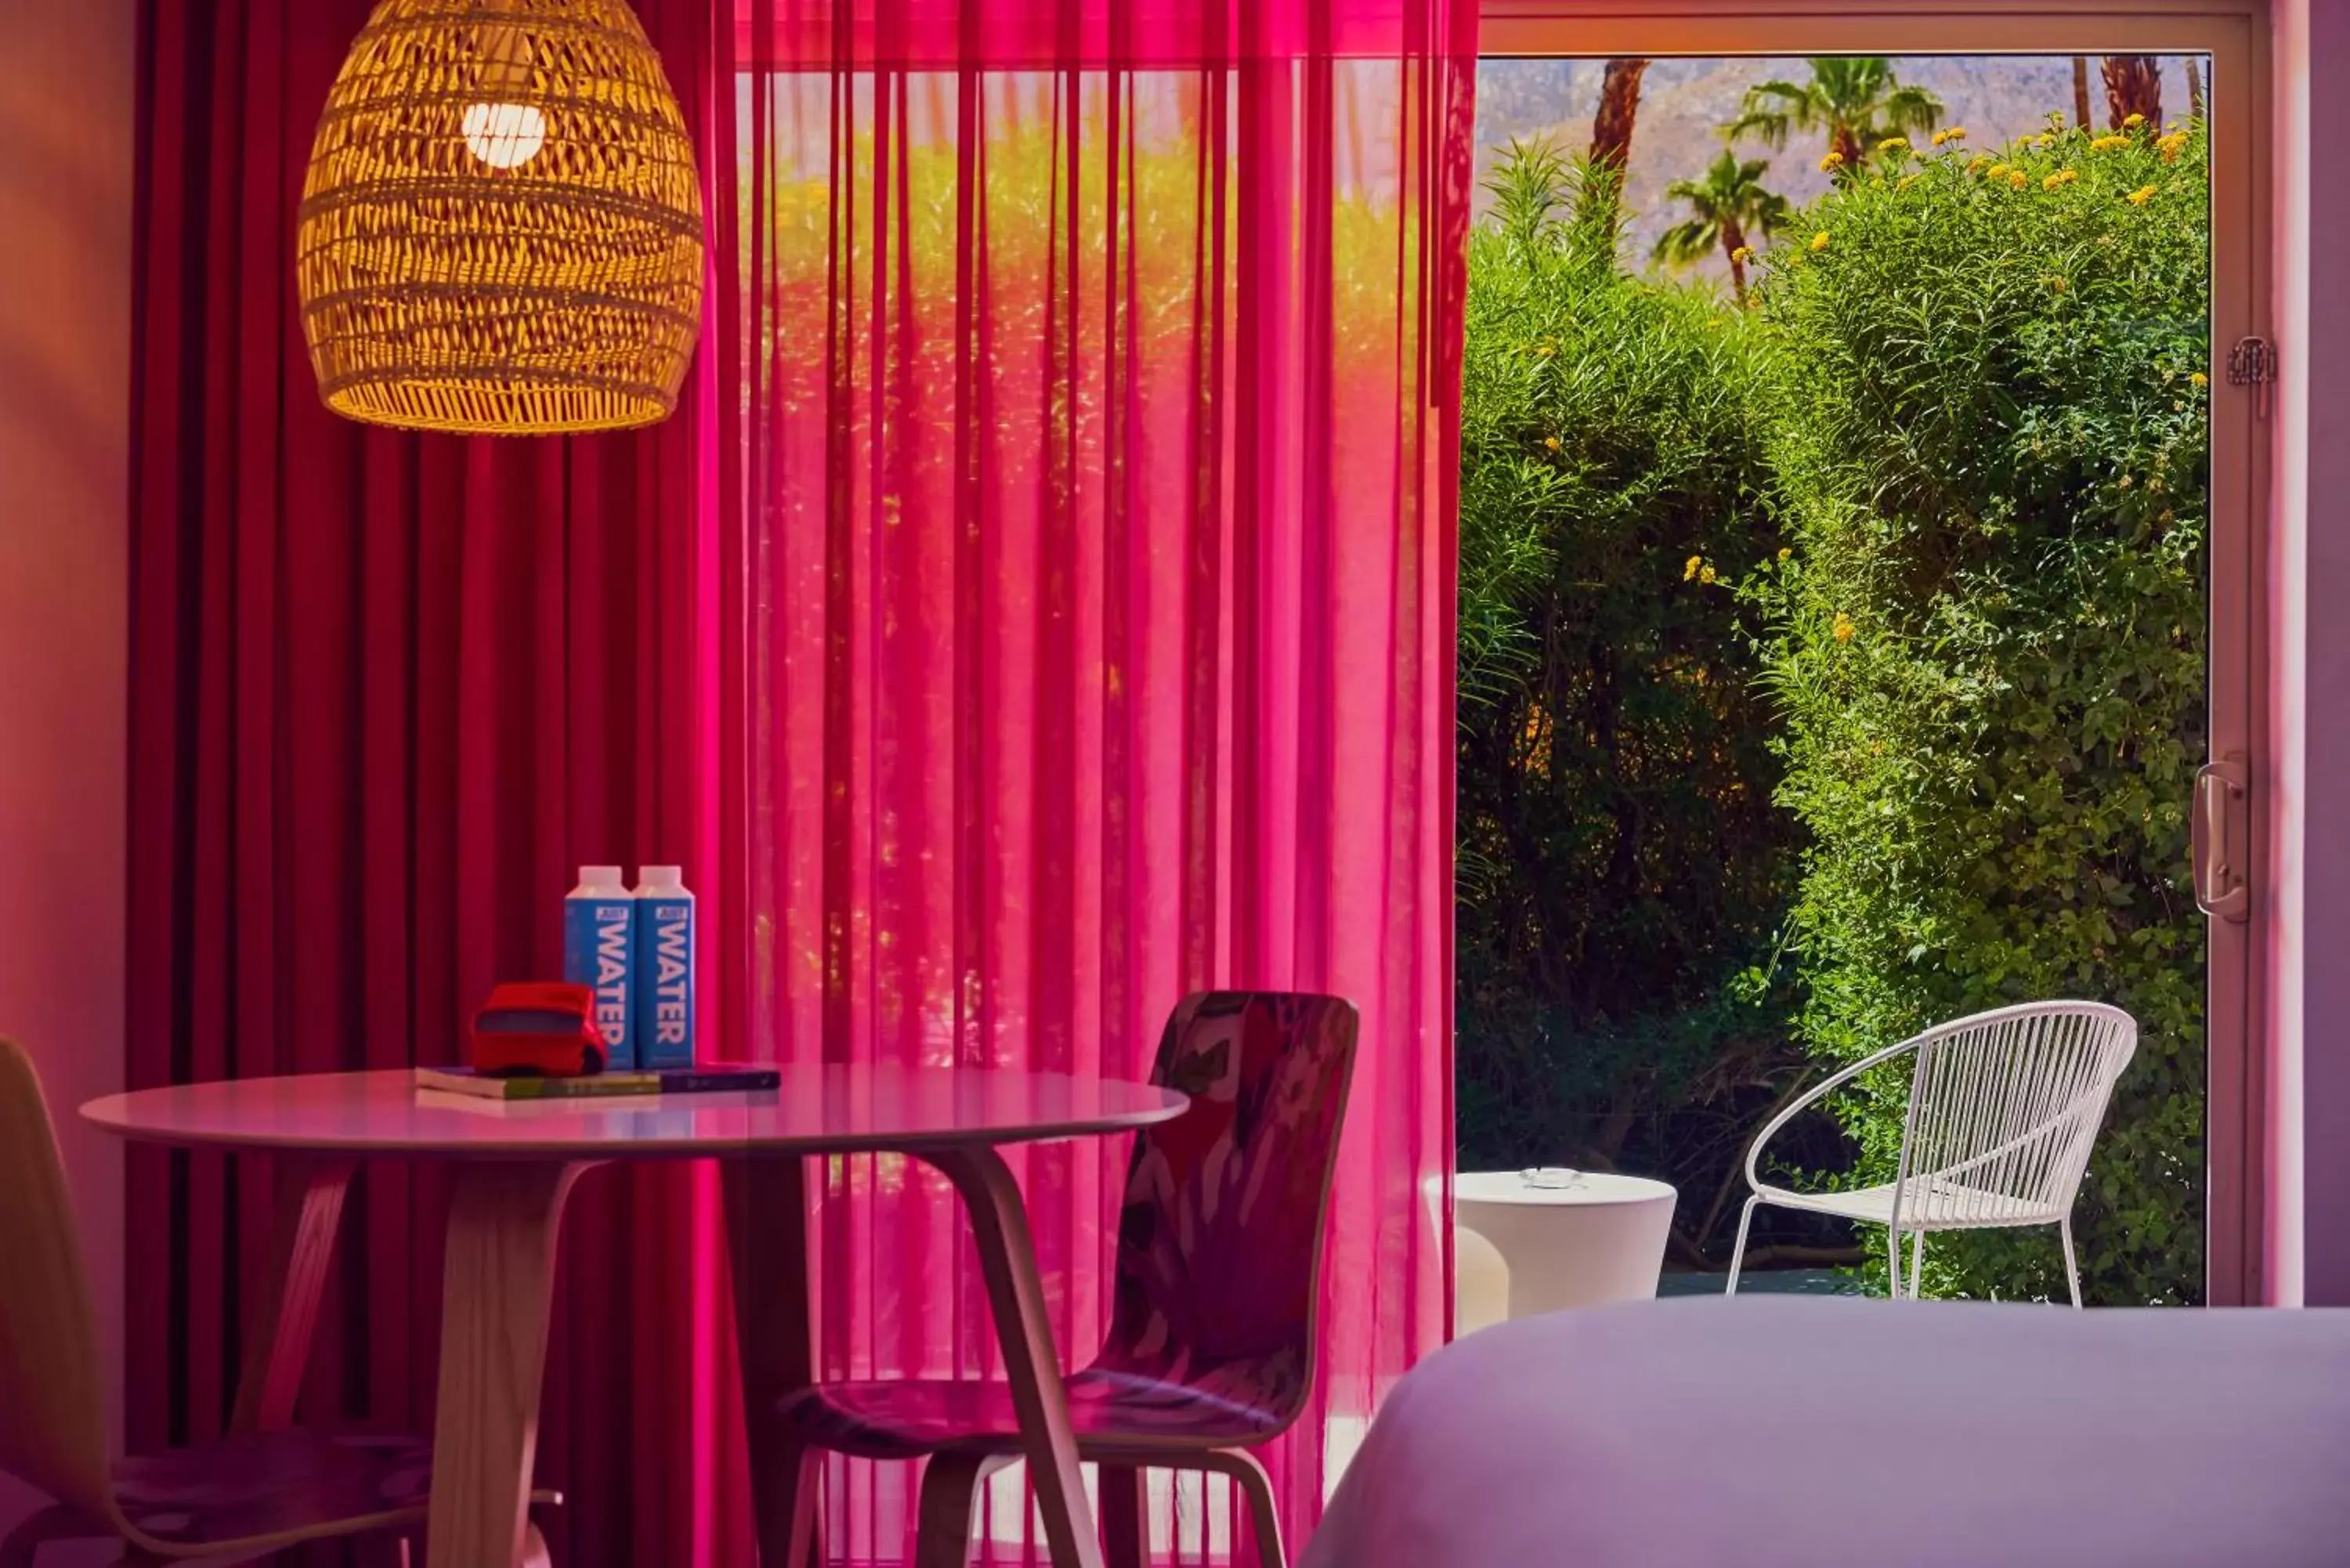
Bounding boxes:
[1726,1001,2138,1306]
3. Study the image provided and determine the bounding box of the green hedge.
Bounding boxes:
[1746,121,2211,1302]
[1455,149,1813,1255]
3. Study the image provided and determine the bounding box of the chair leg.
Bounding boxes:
[1201,1451,1285,1568]
[1099,1463,1149,1568]
[749,1431,822,1568]
[1907,1227,1926,1299]
[1885,1227,1904,1301]
[1725,1195,1761,1295]
[2060,1216,2084,1310]
[914,1452,1007,1568]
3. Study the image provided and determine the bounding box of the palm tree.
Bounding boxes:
[1730,56,1944,169]
[1653,149,1788,303]
[2102,55,2163,128]
[2072,57,2094,129]
[1589,58,1651,172]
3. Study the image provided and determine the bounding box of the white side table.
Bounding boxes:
[1455,1169,1678,1324]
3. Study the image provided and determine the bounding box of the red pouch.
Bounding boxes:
[471,981,606,1076]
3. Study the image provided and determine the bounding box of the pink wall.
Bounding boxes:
[0,0,132,1542]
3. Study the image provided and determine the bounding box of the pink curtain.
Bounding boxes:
[125,0,1467,1560]
[707,0,1475,1559]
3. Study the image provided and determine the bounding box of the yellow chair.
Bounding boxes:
[0,1038,554,1566]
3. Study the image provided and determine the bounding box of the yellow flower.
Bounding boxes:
[2034,132,2055,150]
[1684,555,1702,582]
[2189,371,2209,388]
[2123,112,2147,129]
[2092,134,2131,152]
[1931,126,1969,146]
[1543,435,1561,451]
[1700,565,1718,585]
[1987,162,2009,179]
[1897,173,1921,191]
[2126,184,2157,205]
[1810,230,1831,252]
[1730,245,1753,263]
[1832,614,1856,644]
[2042,173,2064,190]
[2008,170,2029,189]
[1819,150,1846,172]
[2157,132,2189,163]
[1777,547,1792,562]
[1878,135,1909,153]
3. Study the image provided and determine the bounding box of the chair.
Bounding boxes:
[0,1037,551,1566]
[769,990,1358,1568]
[1724,1001,2137,1306]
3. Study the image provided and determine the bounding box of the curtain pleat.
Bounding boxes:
[125,3,723,1564]
[720,2,1474,1559]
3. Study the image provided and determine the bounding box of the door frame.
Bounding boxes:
[1473,0,2272,1306]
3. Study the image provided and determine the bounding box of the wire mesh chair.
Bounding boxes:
[1726,1002,2138,1306]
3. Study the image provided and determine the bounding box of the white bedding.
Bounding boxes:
[1303,1296,2350,1567]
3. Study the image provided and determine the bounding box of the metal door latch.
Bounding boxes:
[2193,754,2251,923]
[2227,336,2278,419]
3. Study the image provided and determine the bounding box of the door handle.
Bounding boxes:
[2193,754,2251,923]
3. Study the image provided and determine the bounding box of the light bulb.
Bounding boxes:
[462,102,546,168]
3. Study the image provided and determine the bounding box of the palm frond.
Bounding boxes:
[1653,217,1717,267]
[1881,85,1947,136]
[1730,81,1813,149]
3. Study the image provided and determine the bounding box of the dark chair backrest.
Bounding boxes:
[1093,992,1359,1436]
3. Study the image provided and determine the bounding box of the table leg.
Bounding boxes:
[724,1156,822,1568]
[232,1157,354,1432]
[925,1145,1106,1568]
[424,1161,583,1568]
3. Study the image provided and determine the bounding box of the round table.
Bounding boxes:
[1454,1169,1678,1328]
[85,1064,1185,1568]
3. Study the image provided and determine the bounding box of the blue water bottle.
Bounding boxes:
[563,865,637,1071]
[631,865,696,1068]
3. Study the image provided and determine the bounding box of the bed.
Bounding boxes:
[1302,1295,2350,1568]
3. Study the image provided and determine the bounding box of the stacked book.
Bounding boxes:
[414,1064,779,1100]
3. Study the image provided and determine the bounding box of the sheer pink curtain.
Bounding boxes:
[706,1,1474,1559]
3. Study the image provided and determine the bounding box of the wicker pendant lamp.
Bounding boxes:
[296,0,705,435]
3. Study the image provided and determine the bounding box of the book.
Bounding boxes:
[414,1064,781,1101]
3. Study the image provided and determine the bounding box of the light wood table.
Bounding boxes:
[83,1064,1186,1568]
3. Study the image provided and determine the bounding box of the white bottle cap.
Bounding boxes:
[572,865,626,894]
[636,865,686,893]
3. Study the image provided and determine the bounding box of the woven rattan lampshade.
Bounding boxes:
[297,0,704,435]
